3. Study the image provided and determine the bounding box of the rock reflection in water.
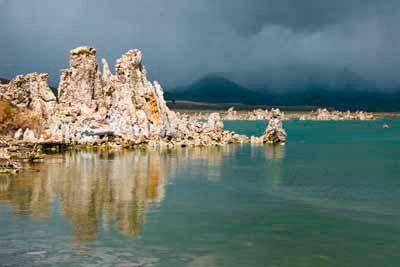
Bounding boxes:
[53,150,169,241]
[263,145,286,189]
[0,172,53,219]
[264,144,285,161]
[167,145,237,182]
[0,147,235,241]
[248,143,285,161]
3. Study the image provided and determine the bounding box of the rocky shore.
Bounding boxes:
[0,47,285,171]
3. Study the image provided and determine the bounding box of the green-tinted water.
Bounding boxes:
[0,120,399,266]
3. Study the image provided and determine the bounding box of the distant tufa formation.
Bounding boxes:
[0,47,287,147]
[224,107,285,121]
[189,106,375,121]
[299,108,375,121]
[189,107,286,121]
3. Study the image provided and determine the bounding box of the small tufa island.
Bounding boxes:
[0,46,285,167]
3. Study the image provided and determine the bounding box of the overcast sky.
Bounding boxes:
[0,0,399,91]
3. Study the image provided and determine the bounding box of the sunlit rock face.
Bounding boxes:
[0,46,250,145]
[45,46,203,144]
[104,49,178,140]
[58,47,102,109]
[0,73,56,120]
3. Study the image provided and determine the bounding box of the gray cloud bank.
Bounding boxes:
[0,0,399,91]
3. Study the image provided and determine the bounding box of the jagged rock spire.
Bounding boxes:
[58,46,102,109]
[0,46,250,146]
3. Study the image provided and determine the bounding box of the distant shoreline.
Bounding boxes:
[166,100,318,112]
[167,100,400,119]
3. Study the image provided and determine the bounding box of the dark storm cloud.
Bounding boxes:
[0,0,399,90]
[210,0,380,35]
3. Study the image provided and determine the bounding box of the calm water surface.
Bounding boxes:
[0,120,400,267]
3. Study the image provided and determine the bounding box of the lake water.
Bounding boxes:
[0,120,400,267]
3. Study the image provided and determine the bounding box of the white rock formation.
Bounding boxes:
[23,128,37,143]
[0,46,250,146]
[0,73,56,120]
[262,108,287,144]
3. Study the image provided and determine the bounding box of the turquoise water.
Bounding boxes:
[0,120,400,266]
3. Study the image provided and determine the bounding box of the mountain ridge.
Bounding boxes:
[165,74,265,105]
[165,73,400,111]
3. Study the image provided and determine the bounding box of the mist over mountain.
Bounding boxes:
[166,72,400,111]
[165,74,264,104]
[232,64,378,93]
